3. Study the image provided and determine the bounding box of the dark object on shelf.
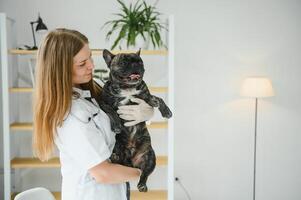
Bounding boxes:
[93,69,109,84]
[30,14,48,50]
[17,45,32,50]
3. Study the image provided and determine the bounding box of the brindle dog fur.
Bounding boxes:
[98,49,172,192]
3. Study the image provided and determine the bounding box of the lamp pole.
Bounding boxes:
[30,21,38,50]
[253,97,258,200]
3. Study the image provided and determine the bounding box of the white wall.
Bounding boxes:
[1,0,301,200]
[172,0,301,199]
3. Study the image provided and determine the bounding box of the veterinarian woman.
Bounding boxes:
[33,28,154,200]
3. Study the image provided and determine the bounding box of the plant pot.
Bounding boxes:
[134,34,151,50]
[118,34,150,50]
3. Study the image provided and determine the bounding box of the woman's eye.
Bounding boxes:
[79,63,86,67]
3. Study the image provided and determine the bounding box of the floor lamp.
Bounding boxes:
[241,77,275,200]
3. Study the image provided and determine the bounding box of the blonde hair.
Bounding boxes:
[33,28,101,161]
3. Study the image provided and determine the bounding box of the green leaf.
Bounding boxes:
[150,32,156,48]
[117,0,129,15]
[111,25,127,49]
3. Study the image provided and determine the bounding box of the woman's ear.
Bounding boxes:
[103,49,115,68]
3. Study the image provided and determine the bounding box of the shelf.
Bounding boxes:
[156,156,168,165]
[148,121,168,129]
[131,190,167,200]
[10,122,32,131]
[149,87,168,93]
[11,157,60,168]
[11,156,167,168]
[11,190,167,200]
[9,87,168,93]
[9,87,34,93]
[9,49,168,56]
[10,121,168,131]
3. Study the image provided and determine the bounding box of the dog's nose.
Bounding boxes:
[129,74,140,80]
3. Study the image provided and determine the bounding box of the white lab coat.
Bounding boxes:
[55,87,127,200]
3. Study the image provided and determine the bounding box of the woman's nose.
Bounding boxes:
[87,58,94,69]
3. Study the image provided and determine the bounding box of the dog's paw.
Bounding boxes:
[137,183,148,192]
[110,153,120,163]
[162,108,173,119]
[111,120,123,134]
[112,126,122,134]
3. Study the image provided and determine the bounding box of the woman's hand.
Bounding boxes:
[117,98,154,126]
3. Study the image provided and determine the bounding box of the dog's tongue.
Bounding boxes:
[129,74,140,80]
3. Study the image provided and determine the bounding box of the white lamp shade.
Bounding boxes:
[241,77,275,98]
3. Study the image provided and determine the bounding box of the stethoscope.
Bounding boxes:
[70,109,100,123]
[69,97,101,128]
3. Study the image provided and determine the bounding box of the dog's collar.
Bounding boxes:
[72,87,91,98]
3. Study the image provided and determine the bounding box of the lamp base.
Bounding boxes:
[30,46,38,50]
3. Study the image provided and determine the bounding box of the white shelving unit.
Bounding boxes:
[167,15,175,200]
[1,13,174,200]
[1,12,12,200]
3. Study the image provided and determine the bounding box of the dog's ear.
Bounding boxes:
[136,48,141,56]
[103,49,115,68]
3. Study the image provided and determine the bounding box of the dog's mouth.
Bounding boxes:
[128,73,141,80]
[117,73,142,84]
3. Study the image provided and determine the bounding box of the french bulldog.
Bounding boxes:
[98,49,172,192]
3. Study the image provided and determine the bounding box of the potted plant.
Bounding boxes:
[102,0,167,50]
